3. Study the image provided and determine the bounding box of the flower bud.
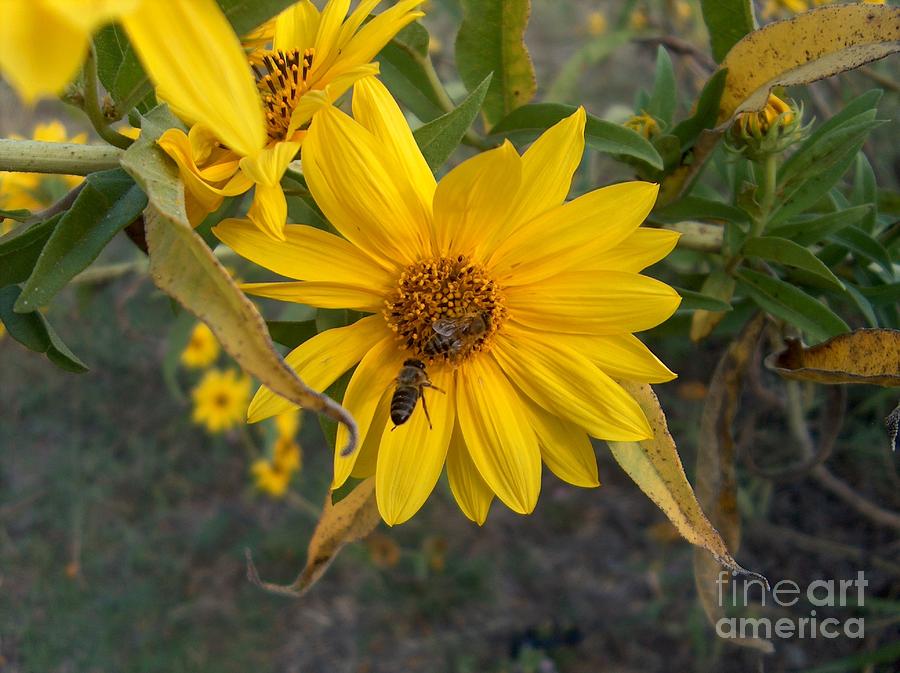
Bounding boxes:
[624,112,661,141]
[728,94,806,160]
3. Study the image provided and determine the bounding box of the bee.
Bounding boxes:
[390,359,445,429]
[423,311,491,358]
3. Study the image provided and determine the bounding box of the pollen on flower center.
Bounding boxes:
[384,256,506,365]
[253,48,315,141]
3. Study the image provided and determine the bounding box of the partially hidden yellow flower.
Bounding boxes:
[153,0,425,239]
[252,410,302,497]
[624,112,661,140]
[180,322,220,369]
[587,11,608,36]
[215,78,681,526]
[191,368,251,434]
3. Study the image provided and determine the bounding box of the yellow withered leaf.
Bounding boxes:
[766,328,900,387]
[246,479,380,597]
[717,4,900,125]
[120,111,358,455]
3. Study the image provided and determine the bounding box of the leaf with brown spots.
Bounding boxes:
[765,329,900,387]
[246,479,380,597]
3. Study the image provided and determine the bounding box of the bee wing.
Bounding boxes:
[431,318,460,336]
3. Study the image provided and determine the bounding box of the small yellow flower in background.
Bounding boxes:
[674,0,693,22]
[729,93,804,159]
[629,6,650,30]
[0,323,6,341]
[180,323,220,369]
[252,410,302,497]
[1,121,87,233]
[587,11,608,36]
[191,368,251,434]
[216,77,681,526]
[624,112,661,140]
[154,0,425,239]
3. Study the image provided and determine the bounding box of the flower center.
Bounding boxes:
[253,48,315,141]
[384,256,506,365]
[213,393,231,409]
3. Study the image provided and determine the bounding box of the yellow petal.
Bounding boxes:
[273,0,320,51]
[240,141,301,187]
[334,336,406,488]
[352,77,435,236]
[335,0,380,50]
[376,366,454,525]
[42,0,139,31]
[247,315,386,422]
[304,104,427,265]
[456,355,541,514]
[0,4,90,103]
[490,182,660,285]
[506,270,681,335]
[122,0,265,157]
[494,107,586,247]
[287,64,380,136]
[312,0,351,74]
[446,423,494,525]
[586,228,681,273]
[214,219,393,288]
[240,280,384,311]
[557,333,677,383]
[521,397,599,488]
[494,329,652,441]
[332,0,425,69]
[432,141,522,260]
[246,182,288,241]
[350,386,391,480]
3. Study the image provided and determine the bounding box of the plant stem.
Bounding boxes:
[420,52,491,150]
[0,139,122,175]
[750,153,778,238]
[82,47,134,150]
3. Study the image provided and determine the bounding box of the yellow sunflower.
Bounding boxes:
[180,322,221,369]
[251,409,302,497]
[191,368,251,434]
[214,77,681,526]
[154,0,425,238]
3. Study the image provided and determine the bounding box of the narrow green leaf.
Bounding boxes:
[671,68,728,149]
[742,236,845,290]
[266,320,318,350]
[647,46,677,125]
[489,103,663,169]
[378,22,445,123]
[842,283,879,328]
[859,282,900,306]
[736,268,849,343]
[700,0,756,63]
[674,288,734,312]
[850,153,877,232]
[455,0,536,129]
[0,209,32,222]
[0,216,61,287]
[93,25,155,113]
[218,0,295,35]
[768,205,870,246]
[794,89,881,156]
[414,74,492,171]
[829,226,894,278]
[0,285,88,372]
[654,196,750,223]
[16,169,148,310]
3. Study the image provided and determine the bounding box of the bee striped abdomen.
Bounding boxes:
[390,386,420,425]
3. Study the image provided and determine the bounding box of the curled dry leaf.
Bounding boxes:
[120,108,358,455]
[693,313,774,654]
[765,328,900,387]
[246,479,380,597]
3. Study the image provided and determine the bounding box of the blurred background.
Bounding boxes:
[1,1,898,671]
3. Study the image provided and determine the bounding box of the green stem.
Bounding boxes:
[751,153,778,238]
[0,139,121,175]
[83,47,134,150]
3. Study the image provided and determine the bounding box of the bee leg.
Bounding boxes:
[424,382,446,395]
[420,390,434,430]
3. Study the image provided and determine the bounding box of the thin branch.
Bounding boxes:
[633,35,716,71]
[0,139,121,175]
[811,464,900,533]
[858,65,900,93]
[82,46,134,150]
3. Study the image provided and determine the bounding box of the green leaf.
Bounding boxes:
[850,152,877,233]
[742,236,844,290]
[0,285,88,372]
[218,0,295,35]
[266,320,318,349]
[736,268,849,343]
[0,209,32,222]
[829,226,894,278]
[768,205,870,246]
[842,283,878,328]
[15,170,148,311]
[413,74,492,171]
[489,103,663,169]
[859,282,900,306]
[670,68,728,149]
[700,0,756,63]
[455,0,536,129]
[93,24,155,113]
[647,46,677,125]
[674,288,733,312]
[378,23,445,123]
[653,196,749,223]
[0,216,60,288]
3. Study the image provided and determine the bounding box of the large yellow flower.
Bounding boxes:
[214,78,681,526]
[154,0,425,239]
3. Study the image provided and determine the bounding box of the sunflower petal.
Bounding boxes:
[521,397,599,488]
[246,182,288,241]
[433,141,522,260]
[556,333,677,383]
[240,280,384,310]
[214,219,393,287]
[311,0,351,73]
[335,0,426,68]
[506,270,681,335]
[334,337,406,488]
[123,0,265,158]
[376,366,454,525]
[273,0,320,51]
[587,228,681,273]
[456,355,541,514]
[446,423,494,525]
[350,386,392,480]
[494,329,652,441]
[247,315,386,422]
[490,182,659,285]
